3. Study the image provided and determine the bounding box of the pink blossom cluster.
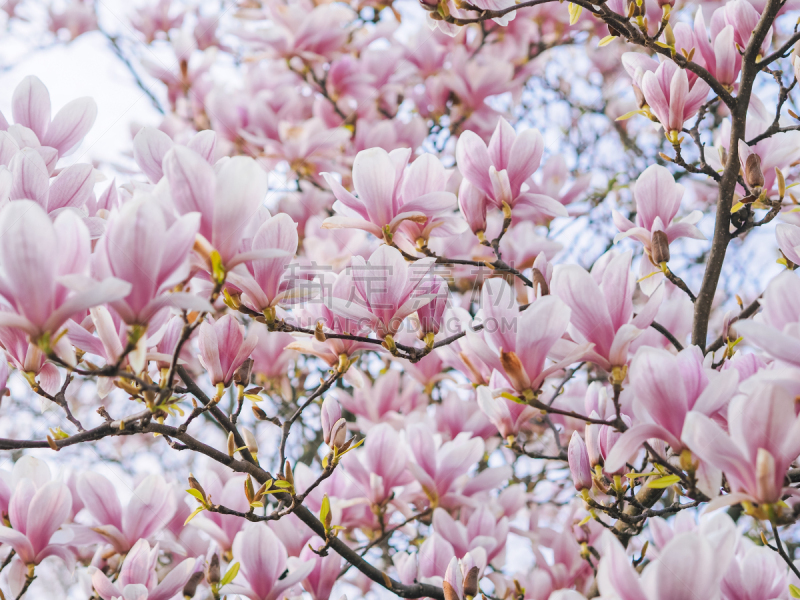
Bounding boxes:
[0,0,799,599]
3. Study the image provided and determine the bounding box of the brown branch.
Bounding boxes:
[691,0,782,350]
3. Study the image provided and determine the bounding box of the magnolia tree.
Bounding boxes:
[3,0,800,598]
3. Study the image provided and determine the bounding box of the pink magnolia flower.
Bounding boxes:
[0,322,61,394]
[133,126,216,183]
[66,307,175,392]
[613,165,704,277]
[640,60,710,138]
[322,149,457,242]
[330,245,436,339]
[332,369,425,430]
[473,278,589,395]
[603,346,738,496]
[693,10,741,88]
[289,271,377,375]
[433,507,508,564]
[597,526,734,600]
[76,472,177,554]
[8,148,95,215]
[224,213,303,316]
[93,196,211,325]
[341,423,413,505]
[735,271,800,366]
[684,383,800,508]
[721,545,788,600]
[162,147,271,269]
[456,118,567,217]
[522,155,592,221]
[407,424,485,507]
[197,315,259,387]
[418,533,457,580]
[225,523,314,600]
[436,391,496,440]
[0,75,97,157]
[551,251,664,372]
[714,96,800,199]
[477,384,538,438]
[48,0,97,40]
[129,0,184,43]
[0,458,73,566]
[91,539,196,600]
[299,537,342,600]
[0,201,131,343]
[250,326,297,381]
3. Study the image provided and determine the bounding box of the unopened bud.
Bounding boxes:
[188,474,207,502]
[233,358,253,387]
[227,432,236,457]
[745,154,765,189]
[777,167,786,199]
[252,405,268,420]
[568,432,593,491]
[284,460,294,488]
[463,566,480,597]
[314,322,327,342]
[242,428,259,455]
[321,396,342,445]
[531,268,550,296]
[331,418,348,449]
[183,571,204,598]
[207,553,220,585]
[244,476,255,503]
[663,23,675,47]
[443,581,460,600]
[651,230,670,264]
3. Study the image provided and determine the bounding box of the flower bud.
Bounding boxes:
[745,153,765,189]
[331,418,348,449]
[242,428,259,455]
[321,396,342,445]
[531,268,550,296]
[233,358,253,387]
[585,414,602,467]
[183,571,204,598]
[206,553,220,585]
[651,230,670,264]
[226,431,236,457]
[458,179,488,235]
[568,432,593,491]
[252,404,268,420]
[463,565,479,598]
[188,474,207,503]
[416,276,448,336]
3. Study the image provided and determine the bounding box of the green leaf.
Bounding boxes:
[598,35,616,47]
[644,475,681,489]
[273,480,292,488]
[184,506,205,525]
[624,472,658,479]
[186,488,206,504]
[220,562,240,587]
[320,494,331,530]
[790,584,800,599]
